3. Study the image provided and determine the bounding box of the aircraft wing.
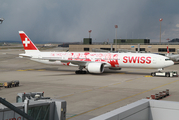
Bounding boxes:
[41,57,109,66]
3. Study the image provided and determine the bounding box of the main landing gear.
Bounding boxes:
[75,70,87,74]
[75,66,87,74]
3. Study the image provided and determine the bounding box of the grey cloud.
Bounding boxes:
[0,0,179,43]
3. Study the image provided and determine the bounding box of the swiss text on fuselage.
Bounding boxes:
[123,56,151,64]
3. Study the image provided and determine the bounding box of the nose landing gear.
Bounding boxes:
[158,68,164,71]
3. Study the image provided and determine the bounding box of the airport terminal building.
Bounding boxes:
[69,38,179,54]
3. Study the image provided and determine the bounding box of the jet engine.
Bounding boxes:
[87,63,104,73]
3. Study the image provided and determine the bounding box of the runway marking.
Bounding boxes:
[112,82,121,85]
[37,69,46,71]
[98,86,108,89]
[17,69,46,71]
[66,79,179,119]
[27,69,34,71]
[17,70,27,71]
[125,80,133,82]
[145,75,153,77]
[60,94,74,98]
[117,73,125,74]
[125,78,141,82]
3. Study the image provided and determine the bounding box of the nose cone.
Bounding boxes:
[166,60,174,67]
[163,56,174,67]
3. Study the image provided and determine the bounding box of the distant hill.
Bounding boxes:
[0,41,83,44]
[0,41,21,43]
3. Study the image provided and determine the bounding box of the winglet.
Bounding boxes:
[19,31,39,53]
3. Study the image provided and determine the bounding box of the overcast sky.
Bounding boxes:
[0,0,179,43]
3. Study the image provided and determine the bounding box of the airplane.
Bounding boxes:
[0,18,4,24]
[166,45,179,61]
[18,31,174,74]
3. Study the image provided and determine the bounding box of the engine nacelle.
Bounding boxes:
[109,67,122,70]
[87,63,104,73]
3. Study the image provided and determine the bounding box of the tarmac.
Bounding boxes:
[0,47,179,120]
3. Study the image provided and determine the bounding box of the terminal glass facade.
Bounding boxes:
[135,48,146,51]
[158,48,175,52]
[84,48,89,51]
[28,105,50,120]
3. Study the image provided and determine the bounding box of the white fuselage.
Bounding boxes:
[25,52,174,69]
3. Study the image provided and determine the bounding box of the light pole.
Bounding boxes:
[115,25,118,51]
[159,18,163,44]
[89,30,92,38]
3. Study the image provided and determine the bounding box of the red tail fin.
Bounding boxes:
[167,46,169,54]
[166,45,169,57]
[19,31,39,51]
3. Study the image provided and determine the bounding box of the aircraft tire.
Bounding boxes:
[82,71,86,74]
[166,73,170,77]
[75,70,86,74]
[151,73,155,77]
[75,71,79,74]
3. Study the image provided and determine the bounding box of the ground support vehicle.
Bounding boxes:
[151,71,178,77]
[4,81,19,88]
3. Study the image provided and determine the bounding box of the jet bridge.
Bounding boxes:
[90,99,179,120]
[0,92,66,120]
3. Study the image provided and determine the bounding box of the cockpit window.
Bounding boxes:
[165,59,171,61]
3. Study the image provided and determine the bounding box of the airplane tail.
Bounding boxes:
[166,45,169,57]
[19,31,40,54]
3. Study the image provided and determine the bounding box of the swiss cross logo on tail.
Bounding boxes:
[19,31,38,50]
[23,38,30,47]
